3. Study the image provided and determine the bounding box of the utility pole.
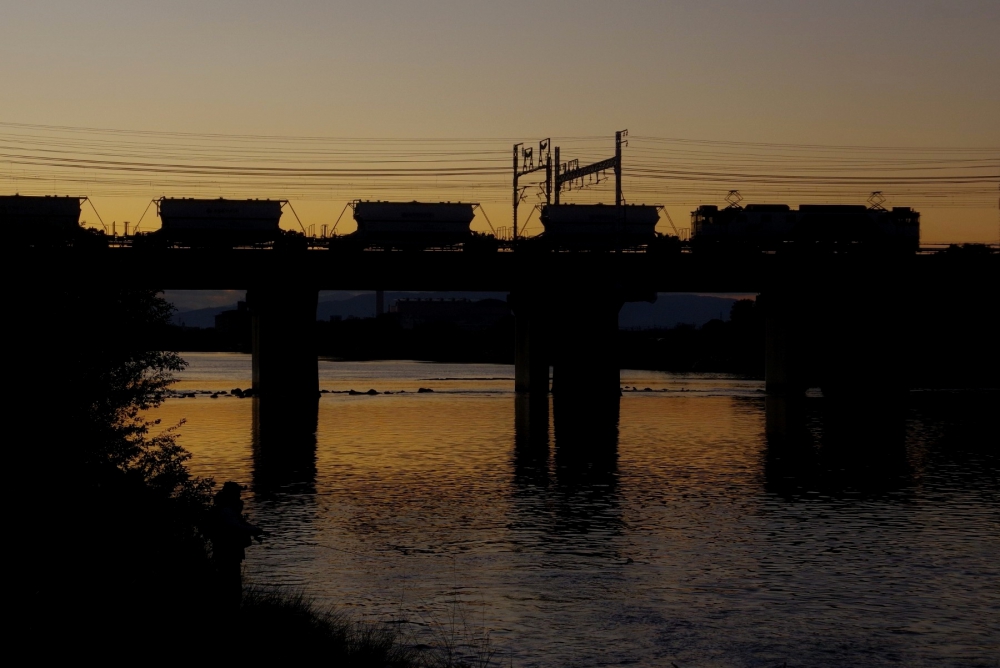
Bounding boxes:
[615,129,627,245]
[512,138,551,240]
[512,143,520,240]
[545,150,552,206]
[554,146,561,205]
[615,130,626,207]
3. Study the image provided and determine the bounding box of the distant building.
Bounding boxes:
[391,298,511,330]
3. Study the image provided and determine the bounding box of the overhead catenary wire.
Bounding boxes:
[2,121,996,216]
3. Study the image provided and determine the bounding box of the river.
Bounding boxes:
[149,352,999,667]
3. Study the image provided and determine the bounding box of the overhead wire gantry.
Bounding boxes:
[512,138,551,240]
[512,130,629,240]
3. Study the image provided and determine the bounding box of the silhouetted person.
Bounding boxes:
[209,481,262,610]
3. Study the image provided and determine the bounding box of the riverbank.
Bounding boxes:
[11,285,496,664]
[239,585,497,666]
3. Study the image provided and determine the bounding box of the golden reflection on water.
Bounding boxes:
[152,387,765,499]
[154,355,767,488]
[152,393,254,479]
[144,354,999,667]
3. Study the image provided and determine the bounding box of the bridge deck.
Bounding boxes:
[25,247,998,293]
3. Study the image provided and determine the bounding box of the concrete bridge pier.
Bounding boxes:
[246,285,319,402]
[760,290,812,440]
[510,293,551,395]
[762,277,911,440]
[815,283,908,403]
[510,289,623,399]
[550,292,623,401]
[761,291,811,398]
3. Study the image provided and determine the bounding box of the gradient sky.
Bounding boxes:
[2,0,998,241]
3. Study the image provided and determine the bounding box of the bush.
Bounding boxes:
[14,286,501,665]
[14,287,216,651]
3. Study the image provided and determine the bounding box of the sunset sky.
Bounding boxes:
[2,0,998,242]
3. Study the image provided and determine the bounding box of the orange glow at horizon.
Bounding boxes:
[2,1,997,243]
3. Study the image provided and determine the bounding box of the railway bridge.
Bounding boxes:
[32,245,998,435]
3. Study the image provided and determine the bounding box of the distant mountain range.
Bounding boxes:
[170,290,749,329]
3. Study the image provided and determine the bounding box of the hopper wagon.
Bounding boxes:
[2,194,106,247]
[347,201,479,249]
[537,203,668,250]
[142,198,286,247]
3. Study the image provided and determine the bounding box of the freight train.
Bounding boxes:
[691,202,920,253]
[10,191,927,255]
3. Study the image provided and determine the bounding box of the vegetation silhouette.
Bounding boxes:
[13,285,500,665]
[16,285,215,653]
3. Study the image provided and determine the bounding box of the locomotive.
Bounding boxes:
[2,194,107,248]
[691,202,920,253]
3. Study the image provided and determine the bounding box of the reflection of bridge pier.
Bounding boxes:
[764,397,910,499]
[513,393,551,490]
[514,392,550,448]
[510,389,621,538]
[553,393,620,529]
[251,396,319,496]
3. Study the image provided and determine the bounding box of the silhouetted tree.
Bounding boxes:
[15,286,214,652]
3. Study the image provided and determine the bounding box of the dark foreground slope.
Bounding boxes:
[10,285,493,665]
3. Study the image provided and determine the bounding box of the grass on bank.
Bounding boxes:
[239,584,499,667]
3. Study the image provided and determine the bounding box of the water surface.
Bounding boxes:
[150,353,999,667]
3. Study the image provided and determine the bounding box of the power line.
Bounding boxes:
[3,121,997,214]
